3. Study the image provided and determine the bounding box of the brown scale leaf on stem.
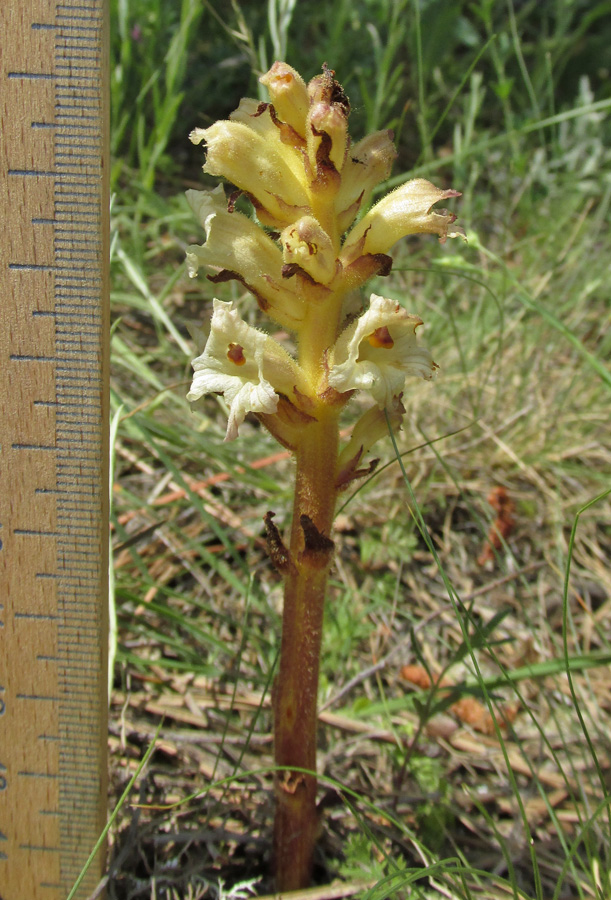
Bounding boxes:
[278,770,307,796]
[263,511,295,575]
[299,514,335,569]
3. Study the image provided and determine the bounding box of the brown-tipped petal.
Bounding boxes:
[307,102,349,174]
[229,99,306,173]
[259,62,310,138]
[244,190,311,231]
[340,252,393,292]
[309,134,342,195]
[267,102,308,150]
[280,265,333,305]
[342,178,463,260]
[317,384,354,407]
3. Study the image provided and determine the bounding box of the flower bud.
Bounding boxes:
[304,64,350,189]
[307,101,349,175]
[307,65,350,113]
[336,395,405,486]
[259,62,310,138]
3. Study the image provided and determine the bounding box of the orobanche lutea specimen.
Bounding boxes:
[186,62,462,890]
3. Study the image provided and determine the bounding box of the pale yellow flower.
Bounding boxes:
[280,216,337,285]
[185,186,306,328]
[190,121,310,228]
[188,299,304,440]
[328,293,436,407]
[342,178,463,263]
[335,130,397,233]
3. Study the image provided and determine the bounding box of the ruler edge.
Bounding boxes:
[97,0,111,873]
[0,0,112,895]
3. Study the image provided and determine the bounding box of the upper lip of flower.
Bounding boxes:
[258,62,310,139]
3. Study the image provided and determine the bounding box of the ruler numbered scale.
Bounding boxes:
[0,2,109,899]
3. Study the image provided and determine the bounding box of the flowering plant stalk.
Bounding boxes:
[186,62,462,889]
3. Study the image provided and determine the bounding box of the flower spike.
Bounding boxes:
[185,63,463,891]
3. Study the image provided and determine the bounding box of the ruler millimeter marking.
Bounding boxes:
[0,2,110,899]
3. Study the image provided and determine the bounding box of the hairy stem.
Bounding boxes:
[273,410,339,889]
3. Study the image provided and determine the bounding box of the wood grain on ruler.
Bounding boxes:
[0,2,110,898]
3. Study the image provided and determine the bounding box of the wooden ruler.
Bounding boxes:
[0,1,109,898]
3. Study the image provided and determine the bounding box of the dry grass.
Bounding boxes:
[105,247,611,895]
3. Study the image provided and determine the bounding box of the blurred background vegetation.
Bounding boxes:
[106,1,611,898]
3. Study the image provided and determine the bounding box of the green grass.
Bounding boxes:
[105,1,611,897]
